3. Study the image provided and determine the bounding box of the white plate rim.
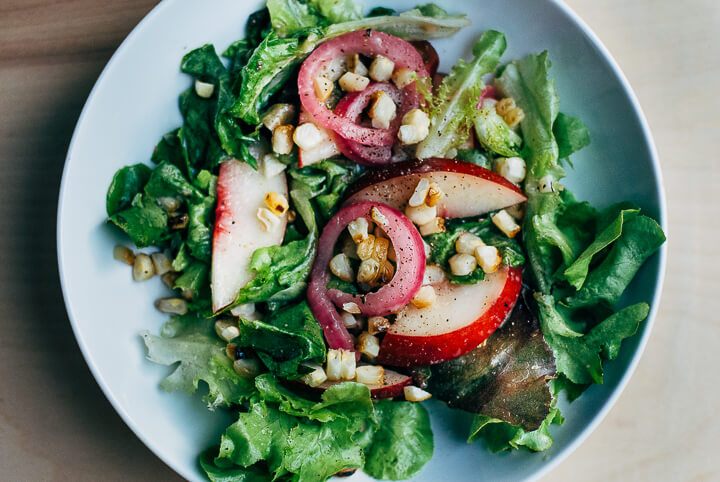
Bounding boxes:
[56,1,668,480]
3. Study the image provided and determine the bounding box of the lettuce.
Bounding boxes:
[309,0,362,24]
[468,408,563,452]
[106,163,151,216]
[416,30,507,159]
[267,0,322,36]
[473,103,522,157]
[108,193,168,248]
[554,112,591,160]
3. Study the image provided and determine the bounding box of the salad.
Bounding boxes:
[105,1,666,480]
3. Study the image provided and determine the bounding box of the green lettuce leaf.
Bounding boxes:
[173,260,209,300]
[151,128,191,178]
[473,103,522,157]
[267,0,321,37]
[468,407,563,452]
[237,301,326,378]
[554,112,591,160]
[186,197,214,261]
[144,160,204,202]
[141,314,256,409]
[106,163,152,216]
[363,400,433,480]
[417,30,507,159]
[455,148,491,168]
[108,194,168,248]
[199,449,270,482]
[309,0,362,24]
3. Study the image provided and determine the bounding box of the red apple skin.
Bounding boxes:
[376,266,523,367]
[343,158,526,218]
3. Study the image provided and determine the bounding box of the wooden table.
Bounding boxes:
[0,0,716,480]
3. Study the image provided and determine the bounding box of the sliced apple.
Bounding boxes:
[298,107,340,167]
[211,158,287,312]
[343,158,526,218]
[376,266,522,367]
[313,368,412,399]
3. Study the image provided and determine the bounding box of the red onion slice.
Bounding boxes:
[307,202,426,351]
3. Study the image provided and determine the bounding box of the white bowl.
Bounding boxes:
[57,0,667,480]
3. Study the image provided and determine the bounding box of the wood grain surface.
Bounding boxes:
[0,0,716,480]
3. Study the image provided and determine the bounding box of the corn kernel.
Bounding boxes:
[538,175,555,193]
[370,206,389,227]
[405,203,437,226]
[356,332,380,358]
[256,207,281,232]
[398,124,424,145]
[411,285,436,309]
[342,302,361,314]
[357,234,376,261]
[230,303,256,318]
[369,55,395,82]
[225,343,239,360]
[194,79,214,98]
[419,217,445,236]
[348,217,370,243]
[340,350,356,380]
[356,365,384,385]
[301,363,328,387]
[494,157,526,184]
[339,72,370,92]
[330,253,354,282]
[272,125,294,155]
[262,103,295,131]
[154,298,188,315]
[373,237,390,262]
[347,53,368,76]
[315,76,333,103]
[261,154,287,178]
[132,253,155,281]
[475,245,502,273]
[264,191,289,217]
[215,319,240,342]
[113,245,135,266]
[233,358,262,378]
[326,349,342,380]
[448,253,477,276]
[379,260,395,283]
[408,178,430,207]
[369,91,397,129]
[425,183,443,207]
[503,107,525,128]
[368,316,390,335]
[341,312,358,329]
[357,258,381,283]
[422,265,446,285]
[491,209,522,238]
[496,98,516,116]
[455,232,485,255]
[402,108,430,132]
[404,385,432,402]
[293,123,324,151]
[392,68,415,89]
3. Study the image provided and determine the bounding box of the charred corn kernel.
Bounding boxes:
[154,298,188,315]
[161,271,179,289]
[538,175,556,193]
[156,196,181,212]
[491,209,522,238]
[225,343,239,360]
[357,258,381,283]
[357,234,376,261]
[261,154,287,178]
[168,212,189,230]
[341,312,358,329]
[504,107,525,128]
[475,245,501,274]
[315,76,334,103]
[411,285,436,309]
[215,319,240,342]
[272,125,294,155]
[326,349,342,380]
[330,253,354,282]
[388,244,397,262]
[373,237,390,262]
[151,252,172,275]
[340,350,356,380]
[369,91,397,129]
[379,260,395,283]
[256,207,281,232]
[449,253,477,276]
[356,332,380,358]
[113,245,135,265]
[132,253,155,281]
[404,385,432,402]
[455,232,485,255]
[356,365,384,385]
[301,363,328,387]
[392,68,416,89]
[180,288,194,301]
[194,79,214,98]
[496,97,517,117]
[505,203,526,220]
[419,217,445,236]
[425,183,443,207]
[408,178,431,207]
[422,265,446,285]
[293,123,324,151]
[230,303,255,318]
[262,103,296,131]
[343,302,361,314]
[368,316,390,335]
[369,55,395,82]
[347,217,370,243]
[348,53,368,76]
[370,206,389,227]
[233,358,261,378]
[494,157,526,184]
[405,203,437,226]
[264,191,289,216]
[339,72,370,92]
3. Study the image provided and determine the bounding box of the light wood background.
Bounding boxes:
[0,0,716,480]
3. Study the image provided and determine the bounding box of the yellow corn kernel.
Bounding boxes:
[373,237,390,262]
[411,285,436,309]
[379,260,395,284]
[425,183,443,207]
[264,191,289,216]
[495,97,517,117]
[367,316,390,335]
[357,234,376,261]
[315,76,333,103]
[330,253,354,282]
[272,125,294,155]
[503,107,525,128]
[356,332,380,358]
[357,258,381,284]
[356,365,384,385]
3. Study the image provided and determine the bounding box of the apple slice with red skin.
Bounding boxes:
[211,158,287,312]
[343,158,526,218]
[295,367,412,399]
[377,266,522,367]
